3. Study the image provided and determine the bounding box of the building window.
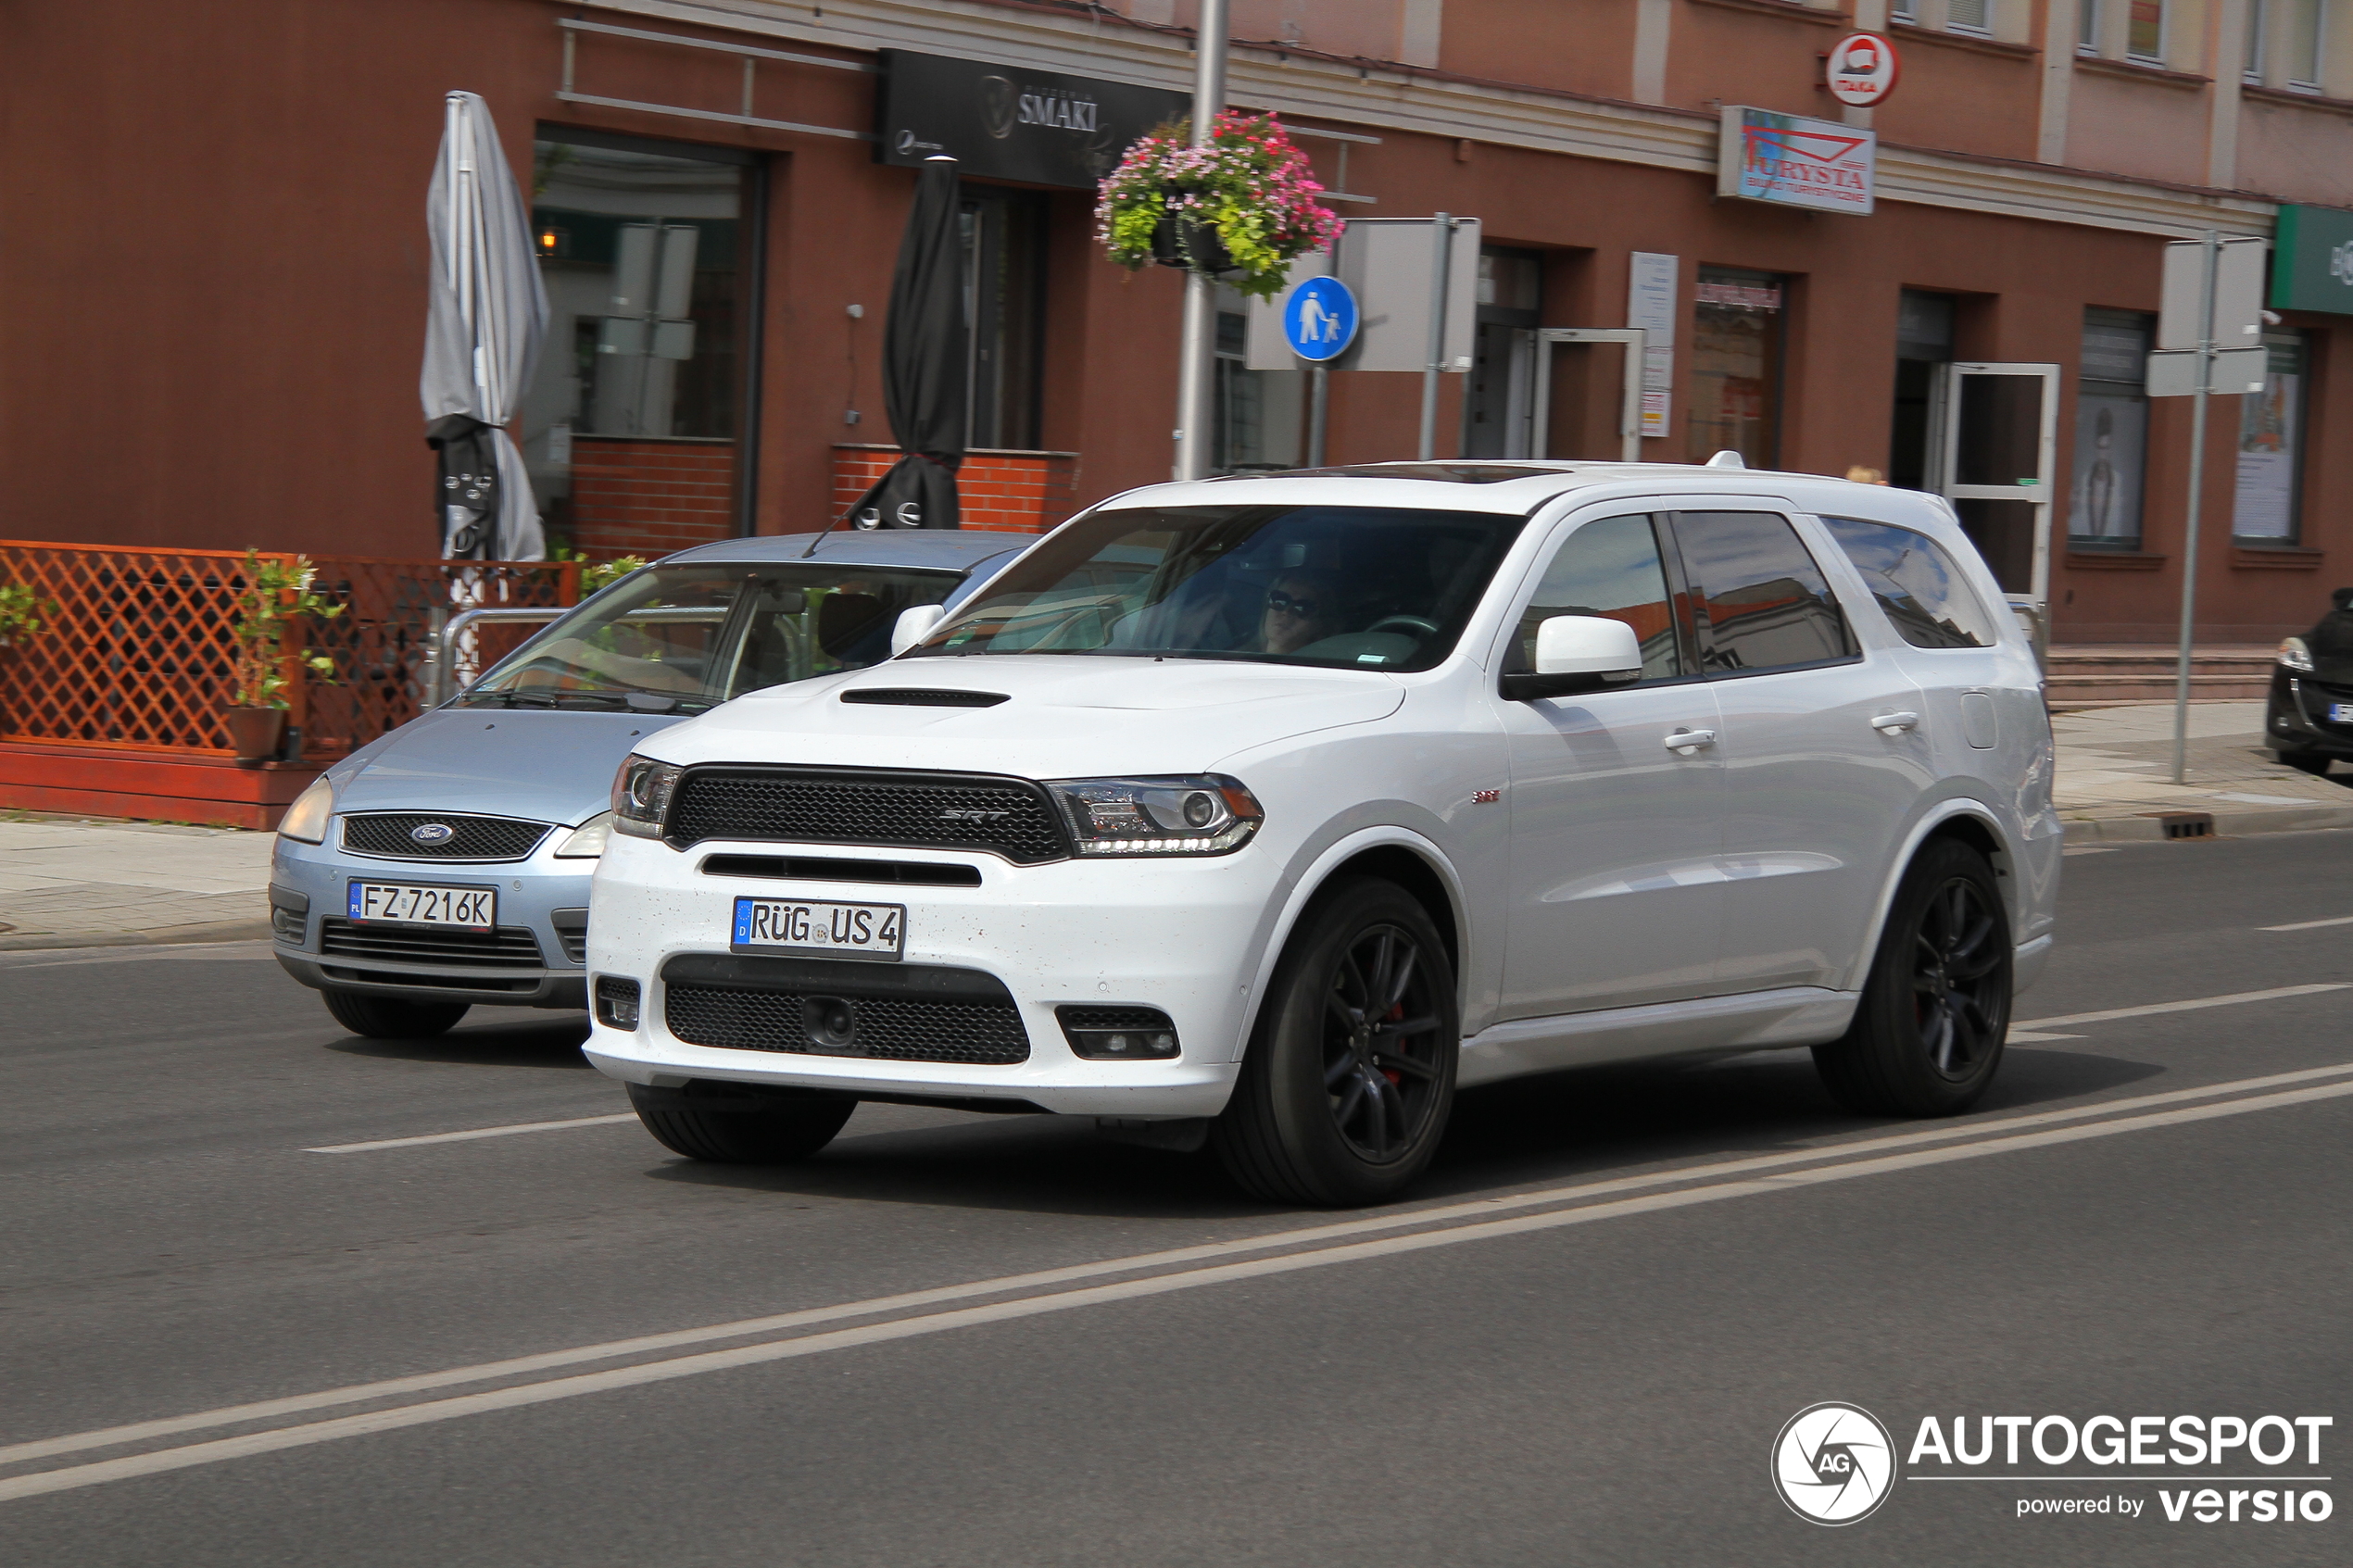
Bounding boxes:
[2233,332,2309,543]
[2081,0,2102,52]
[2246,0,2269,81]
[1688,269,1786,470]
[960,192,1046,451]
[2128,0,2167,62]
[1947,0,1994,35]
[1214,288,1305,473]
[2286,0,2327,85]
[525,130,758,553]
[2070,308,2153,549]
[1892,0,1918,21]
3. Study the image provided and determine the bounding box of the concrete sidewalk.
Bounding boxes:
[1,701,2347,949]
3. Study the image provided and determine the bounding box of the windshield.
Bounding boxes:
[459,562,964,712]
[906,504,1529,671]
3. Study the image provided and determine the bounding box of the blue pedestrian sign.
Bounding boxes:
[1283,276,1358,362]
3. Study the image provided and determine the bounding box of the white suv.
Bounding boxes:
[585,462,2059,1206]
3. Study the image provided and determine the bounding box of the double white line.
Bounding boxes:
[9,1060,2353,1504]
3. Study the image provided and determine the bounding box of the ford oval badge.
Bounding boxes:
[410,822,457,846]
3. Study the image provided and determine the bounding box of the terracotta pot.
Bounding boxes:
[226,706,287,765]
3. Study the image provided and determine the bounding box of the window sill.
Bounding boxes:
[1686,0,1850,28]
[2075,55,2213,89]
[2241,83,2353,117]
[2232,545,2324,568]
[2065,547,2167,570]
[1889,20,2041,60]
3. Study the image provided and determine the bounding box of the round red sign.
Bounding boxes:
[1825,32,1901,108]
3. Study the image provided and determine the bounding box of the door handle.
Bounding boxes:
[1664,728,1717,753]
[1870,711,1921,734]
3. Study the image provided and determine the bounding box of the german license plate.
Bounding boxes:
[2330,703,2353,724]
[732,897,904,960]
[347,881,496,928]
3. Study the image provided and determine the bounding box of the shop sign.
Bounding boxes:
[2269,204,2353,316]
[1626,252,1678,438]
[1825,33,1901,107]
[1717,107,1876,217]
[876,50,1188,189]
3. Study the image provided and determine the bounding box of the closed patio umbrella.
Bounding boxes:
[851,154,967,532]
[422,91,547,559]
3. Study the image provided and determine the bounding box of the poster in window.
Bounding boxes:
[2233,338,2303,541]
[2069,389,2146,544]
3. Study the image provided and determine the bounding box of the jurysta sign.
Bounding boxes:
[1717,107,1877,217]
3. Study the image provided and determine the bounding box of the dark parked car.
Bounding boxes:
[2267,586,2353,775]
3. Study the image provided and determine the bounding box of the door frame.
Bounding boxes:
[1928,360,2061,608]
[1528,328,1648,464]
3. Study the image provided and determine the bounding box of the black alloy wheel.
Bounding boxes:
[1213,877,1460,1207]
[1322,922,1448,1163]
[1911,876,2006,1082]
[1813,837,2011,1117]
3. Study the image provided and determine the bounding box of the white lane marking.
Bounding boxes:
[10,1061,2353,1477]
[7,1073,2353,1504]
[2005,1031,2085,1043]
[305,1114,635,1154]
[2060,847,2116,857]
[2015,983,2350,1032]
[2260,914,2353,932]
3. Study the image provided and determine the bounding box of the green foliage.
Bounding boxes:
[231,550,345,710]
[0,582,57,646]
[1096,113,1344,300]
[581,556,650,596]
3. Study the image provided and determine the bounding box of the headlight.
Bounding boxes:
[2278,635,2316,673]
[277,778,334,845]
[611,756,683,839]
[1042,775,1262,856]
[554,811,613,858]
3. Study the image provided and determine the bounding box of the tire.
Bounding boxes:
[625,1083,854,1164]
[2278,749,2334,777]
[1813,838,2011,1118]
[321,988,471,1039]
[1212,877,1459,1207]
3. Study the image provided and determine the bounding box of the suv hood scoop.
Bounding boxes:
[839,687,1011,708]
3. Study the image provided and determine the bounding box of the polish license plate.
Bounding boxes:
[2330,703,2353,724]
[732,897,904,960]
[347,881,496,928]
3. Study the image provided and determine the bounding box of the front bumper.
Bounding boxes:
[582,834,1273,1118]
[271,832,595,1010]
[2267,669,2353,757]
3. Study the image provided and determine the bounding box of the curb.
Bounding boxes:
[2063,803,2353,844]
[0,917,276,952]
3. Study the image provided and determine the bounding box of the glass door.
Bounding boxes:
[1929,362,2060,604]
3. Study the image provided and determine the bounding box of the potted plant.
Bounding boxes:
[228,550,342,765]
[0,580,56,735]
[1096,111,1342,300]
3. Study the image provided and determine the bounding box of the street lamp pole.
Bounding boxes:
[1173,0,1229,483]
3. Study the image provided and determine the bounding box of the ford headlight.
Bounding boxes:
[554,811,613,858]
[611,756,684,839]
[2277,635,2316,673]
[1043,775,1262,856]
[277,778,334,845]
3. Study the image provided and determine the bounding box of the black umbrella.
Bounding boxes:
[848,155,967,533]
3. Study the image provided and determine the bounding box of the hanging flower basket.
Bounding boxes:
[1097,112,1342,301]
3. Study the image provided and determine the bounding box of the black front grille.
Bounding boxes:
[341,812,551,861]
[699,854,983,888]
[666,767,1067,863]
[660,953,1030,1065]
[1056,1006,1173,1032]
[320,919,546,969]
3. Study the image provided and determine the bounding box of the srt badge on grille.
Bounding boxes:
[409,822,457,845]
[937,809,1011,822]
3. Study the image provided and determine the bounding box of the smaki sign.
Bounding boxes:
[876,51,1187,189]
[1718,107,1877,217]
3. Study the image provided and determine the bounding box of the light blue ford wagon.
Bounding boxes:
[269,529,1029,1038]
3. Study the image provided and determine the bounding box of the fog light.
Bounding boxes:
[1058,1005,1179,1060]
[802,996,859,1052]
[595,976,641,1029]
[271,905,306,939]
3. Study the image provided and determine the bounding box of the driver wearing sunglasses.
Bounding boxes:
[1260,571,1344,655]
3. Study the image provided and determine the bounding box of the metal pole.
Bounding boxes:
[1307,367,1329,467]
[2171,230,2219,787]
[1418,214,1453,461]
[1172,0,1230,482]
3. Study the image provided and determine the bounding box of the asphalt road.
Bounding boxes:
[2,832,2347,1566]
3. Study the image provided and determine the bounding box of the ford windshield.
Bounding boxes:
[905,504,1528,672]
[458,561,966,713]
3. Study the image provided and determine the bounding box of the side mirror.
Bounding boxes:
[1499,614,1644,702]
[890,603,945,656]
